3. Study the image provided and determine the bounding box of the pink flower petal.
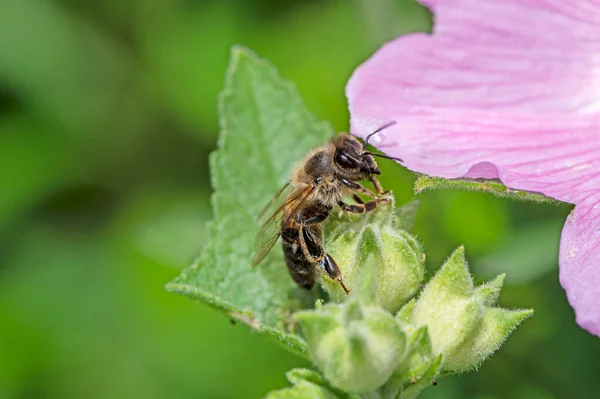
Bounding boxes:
[347,0,600,336]
[560,204,600,334]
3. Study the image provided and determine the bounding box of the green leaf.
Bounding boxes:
[165,46,333,357]
[414,176,561,205]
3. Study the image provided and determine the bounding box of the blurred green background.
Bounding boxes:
[1,0,598,398]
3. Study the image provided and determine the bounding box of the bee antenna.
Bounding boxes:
[365,152,403,163]
[362,121,397,149]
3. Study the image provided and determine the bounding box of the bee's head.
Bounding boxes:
[332,122,401,181]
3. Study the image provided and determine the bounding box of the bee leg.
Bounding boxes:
[352,194,364,204]
[338,197,391,214]
[320,254,350,294]
[296,224,326,263]
[341,178,378,199]
[302,205,331,225]
[295,209,350,294]
[369,175,390,195]
[296,205,331,261]
[301,226,350,294]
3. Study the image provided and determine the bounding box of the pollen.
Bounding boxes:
[569,247,578,259]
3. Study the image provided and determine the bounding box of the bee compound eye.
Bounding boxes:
[335,150,358,169]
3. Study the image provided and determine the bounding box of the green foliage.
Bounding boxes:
[415,176,560,205]
[166,46,333,357]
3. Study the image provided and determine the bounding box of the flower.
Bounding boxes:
[346,0,600,337]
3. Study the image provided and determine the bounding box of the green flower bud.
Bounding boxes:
[396,354,442,399]
[264,368,355,399]
[409,247,533,373]
[363,304,443,399]
[322,198,425,313]
[294,295,407,393]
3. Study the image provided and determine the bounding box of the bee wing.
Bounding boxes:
[251,183,313,267]
[256,182,291,221]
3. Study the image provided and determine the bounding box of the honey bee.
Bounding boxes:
[251,122,401,294]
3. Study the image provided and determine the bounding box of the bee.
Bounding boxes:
[251,122,402,294]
